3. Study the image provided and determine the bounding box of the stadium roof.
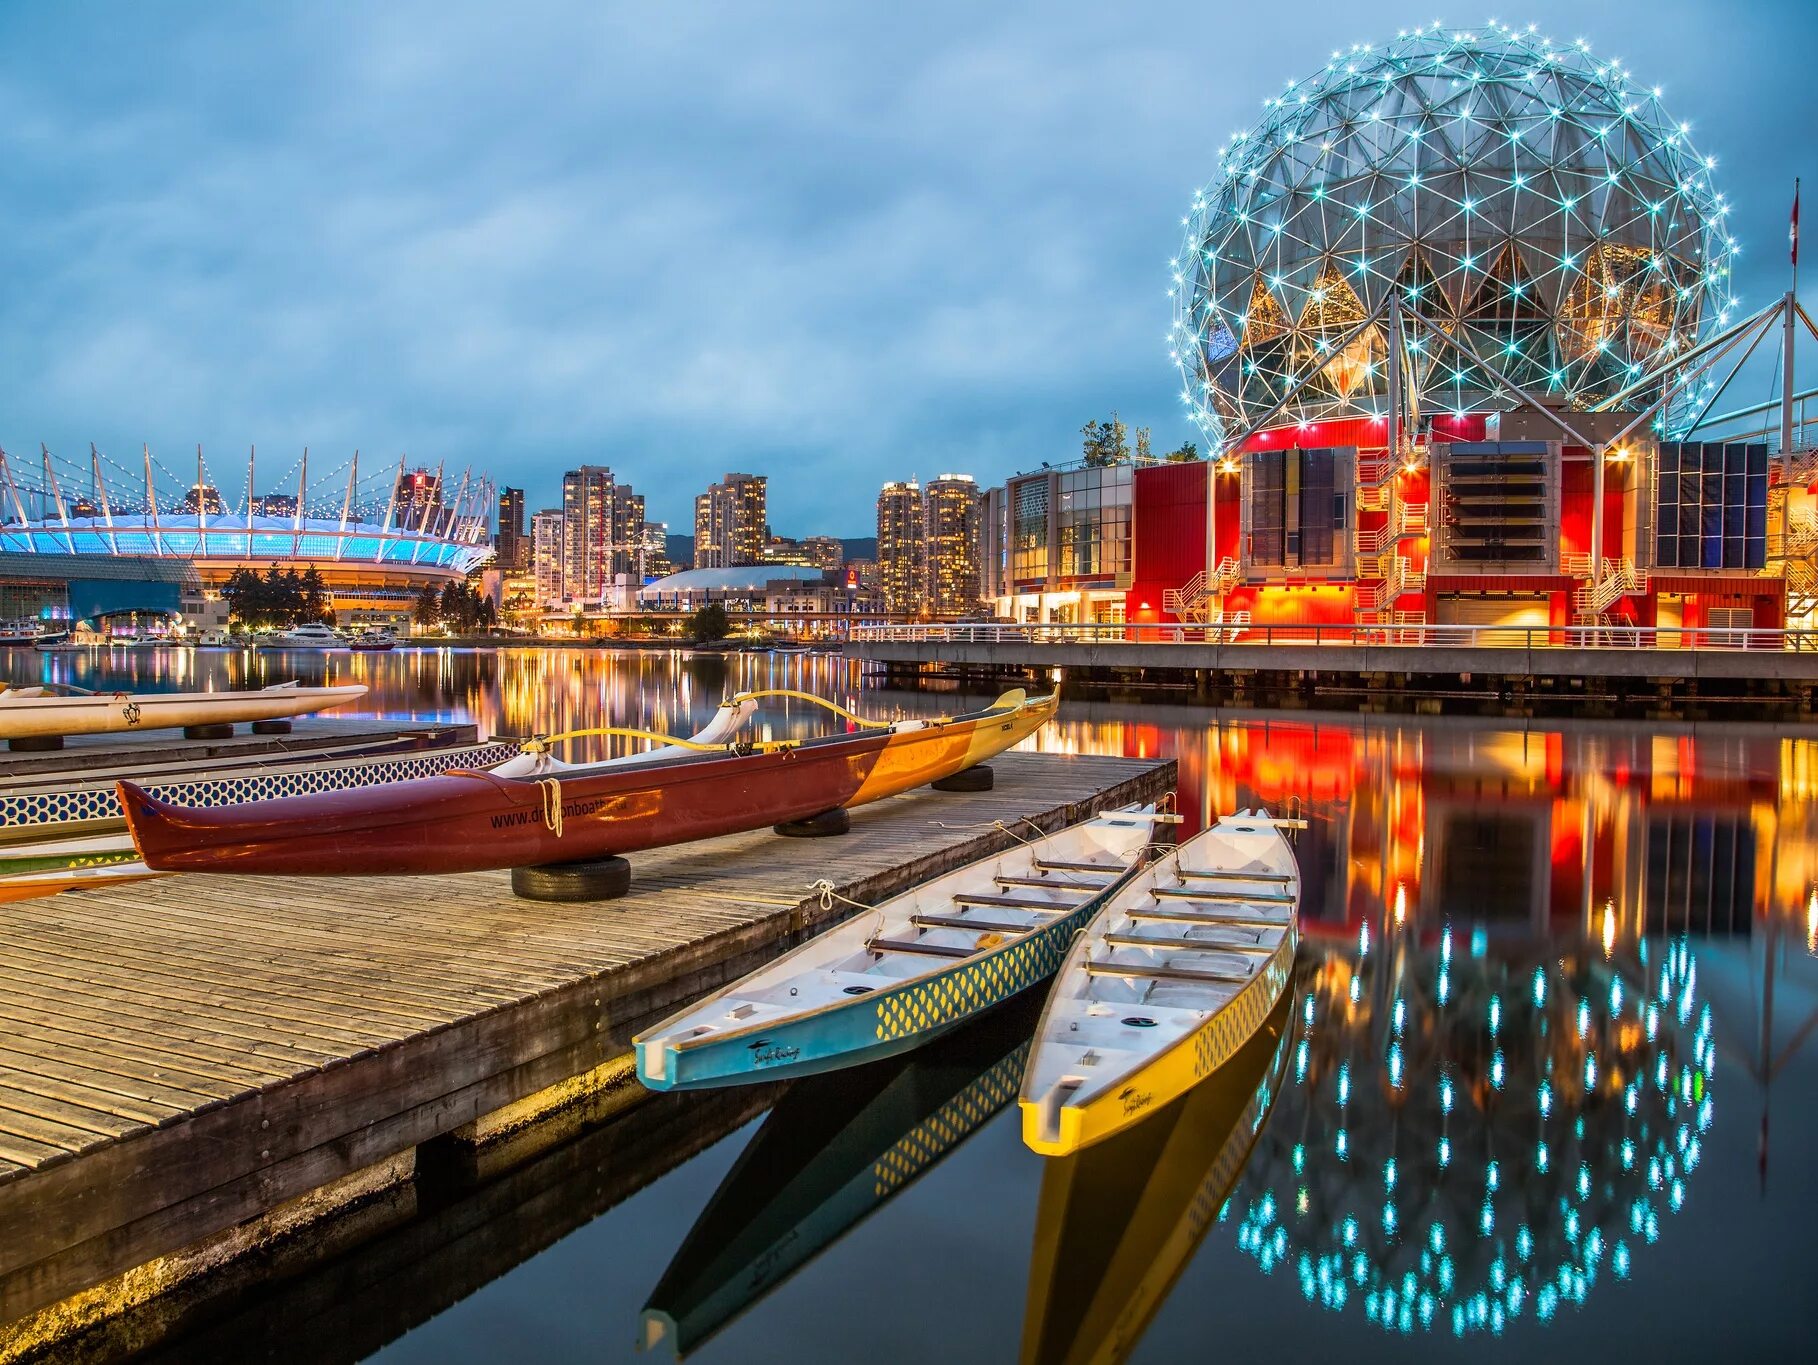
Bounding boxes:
[639,564,829,598]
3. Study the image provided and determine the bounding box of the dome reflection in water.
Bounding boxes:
[1229,931,1712,1338]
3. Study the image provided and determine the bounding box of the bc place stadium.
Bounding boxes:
[0,445,494,632]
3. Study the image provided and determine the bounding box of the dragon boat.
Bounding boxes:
[118,688,1056,878]
[634,802,1164,1091]
[1020,809,1300,1156]
[0,680,365,740]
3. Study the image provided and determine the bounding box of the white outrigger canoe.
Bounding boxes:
[0,681,366,740]
[1020,809,1300,1156]
[636,805,1170,1091]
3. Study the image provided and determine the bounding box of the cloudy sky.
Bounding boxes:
[2,1,1812,535]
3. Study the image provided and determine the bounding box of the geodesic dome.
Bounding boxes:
[1169,21,1737,445]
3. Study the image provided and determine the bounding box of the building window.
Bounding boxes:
[1654,442,1767,571]
[1011,478,1050,583]
[1248,447,1348,569]
[1437,442,1552,567]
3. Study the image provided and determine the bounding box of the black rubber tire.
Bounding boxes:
[184,723,235,740]
[7,735,64,752]
[511,855,633,902]
[931,764,994,793]
[774,807,852,838]
[251,719,293,735]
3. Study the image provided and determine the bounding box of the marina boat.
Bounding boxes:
[0,732,522,846]
[0,680,367,741]
[0,832,152,902]
[269,623,344,648]
[634,801,1163,1091]
[642,992,1043,1359]
[118,688,1058,878]
[1019,991,1294,1365]
[349,630,397,652]
[1019,809,1300,1157]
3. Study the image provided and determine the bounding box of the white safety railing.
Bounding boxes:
[853,621,1817,652]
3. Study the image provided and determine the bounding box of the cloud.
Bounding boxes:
[0,0,1812,532]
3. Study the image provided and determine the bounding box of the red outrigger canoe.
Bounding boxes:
[118,689,1057,877]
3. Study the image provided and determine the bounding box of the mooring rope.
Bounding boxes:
[537,777,564,837]
[807,877,872,912]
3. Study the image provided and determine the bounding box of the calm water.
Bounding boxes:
[28,648,1817,1362]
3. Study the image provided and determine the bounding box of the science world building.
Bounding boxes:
[0,447,495,627]
[1000,22,1815,641]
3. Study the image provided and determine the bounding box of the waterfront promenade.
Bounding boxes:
[851,623,1818,713]
[0,749,1171,1342]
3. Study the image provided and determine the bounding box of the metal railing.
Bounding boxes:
[853,621,1818,652]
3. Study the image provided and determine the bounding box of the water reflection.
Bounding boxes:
[1020,991,1294,1365]
[1227,932,1713,1338]
[641,992,1042,1359]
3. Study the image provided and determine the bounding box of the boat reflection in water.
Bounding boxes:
[1225,928,1714,1338]
[1020,988,1296,1365]
[640,991,1044,1358]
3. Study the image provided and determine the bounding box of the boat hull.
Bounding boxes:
[0,684,366,740]
[639,857,1124,1090]
[1020,928,1295,1158]
[120,693,1058,877]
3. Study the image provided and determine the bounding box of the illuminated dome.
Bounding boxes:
[1169,21,1736,444]
[1227,935,1714,1338]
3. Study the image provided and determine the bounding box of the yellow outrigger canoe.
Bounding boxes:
[1019,809,1299,1156]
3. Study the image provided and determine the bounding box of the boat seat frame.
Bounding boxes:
[1175,868,1295,885]
[952,892,1083,911]
[910,913,1037,935]
[1085,960,1253,986]
[867,937,975,960]
[1126,907,1291,931]
[994,874,1110,892]
[1104,931,1273,957]
[1153,886,1295,904]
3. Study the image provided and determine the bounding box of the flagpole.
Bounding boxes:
[1785,178,1799,459]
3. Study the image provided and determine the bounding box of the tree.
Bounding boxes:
[413,585,441,627]
[1164,440,1200,463]
[1080,413,1132,467]
[299,567,330,624]
[1134,427,1153,465]
[689,602,730,642]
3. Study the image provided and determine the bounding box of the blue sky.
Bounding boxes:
[2,1,1813,535]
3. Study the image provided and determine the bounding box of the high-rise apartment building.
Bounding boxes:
[876,480,923,615]
[561,465,646,601]
[496,487,526,571]
[692,473,768,568]
[643,521,674,579]
[531,509,565,605]
[801,535,844,572]
[923,474,982,615]
[394,467,442,529]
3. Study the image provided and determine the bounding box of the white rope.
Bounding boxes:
[537,777,564,837]
[807,878,871,912]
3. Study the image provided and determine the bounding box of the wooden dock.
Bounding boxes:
[0,750,1172,1331]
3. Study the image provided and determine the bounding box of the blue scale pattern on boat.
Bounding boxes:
[873,904,1093,1042]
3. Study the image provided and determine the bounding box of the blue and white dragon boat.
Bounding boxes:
[635,804,1169,1091]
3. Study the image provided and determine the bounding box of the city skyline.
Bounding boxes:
[1,1,1812,533]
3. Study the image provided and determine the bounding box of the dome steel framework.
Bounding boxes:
[1169,21,1736,445]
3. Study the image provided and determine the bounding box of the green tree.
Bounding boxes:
[689,601,730,642]
[1081,413,1132,467]
[1134,426,1153,465]
[1164,440,1200,463]
[413,585,441,627]
[299,566,330,624]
